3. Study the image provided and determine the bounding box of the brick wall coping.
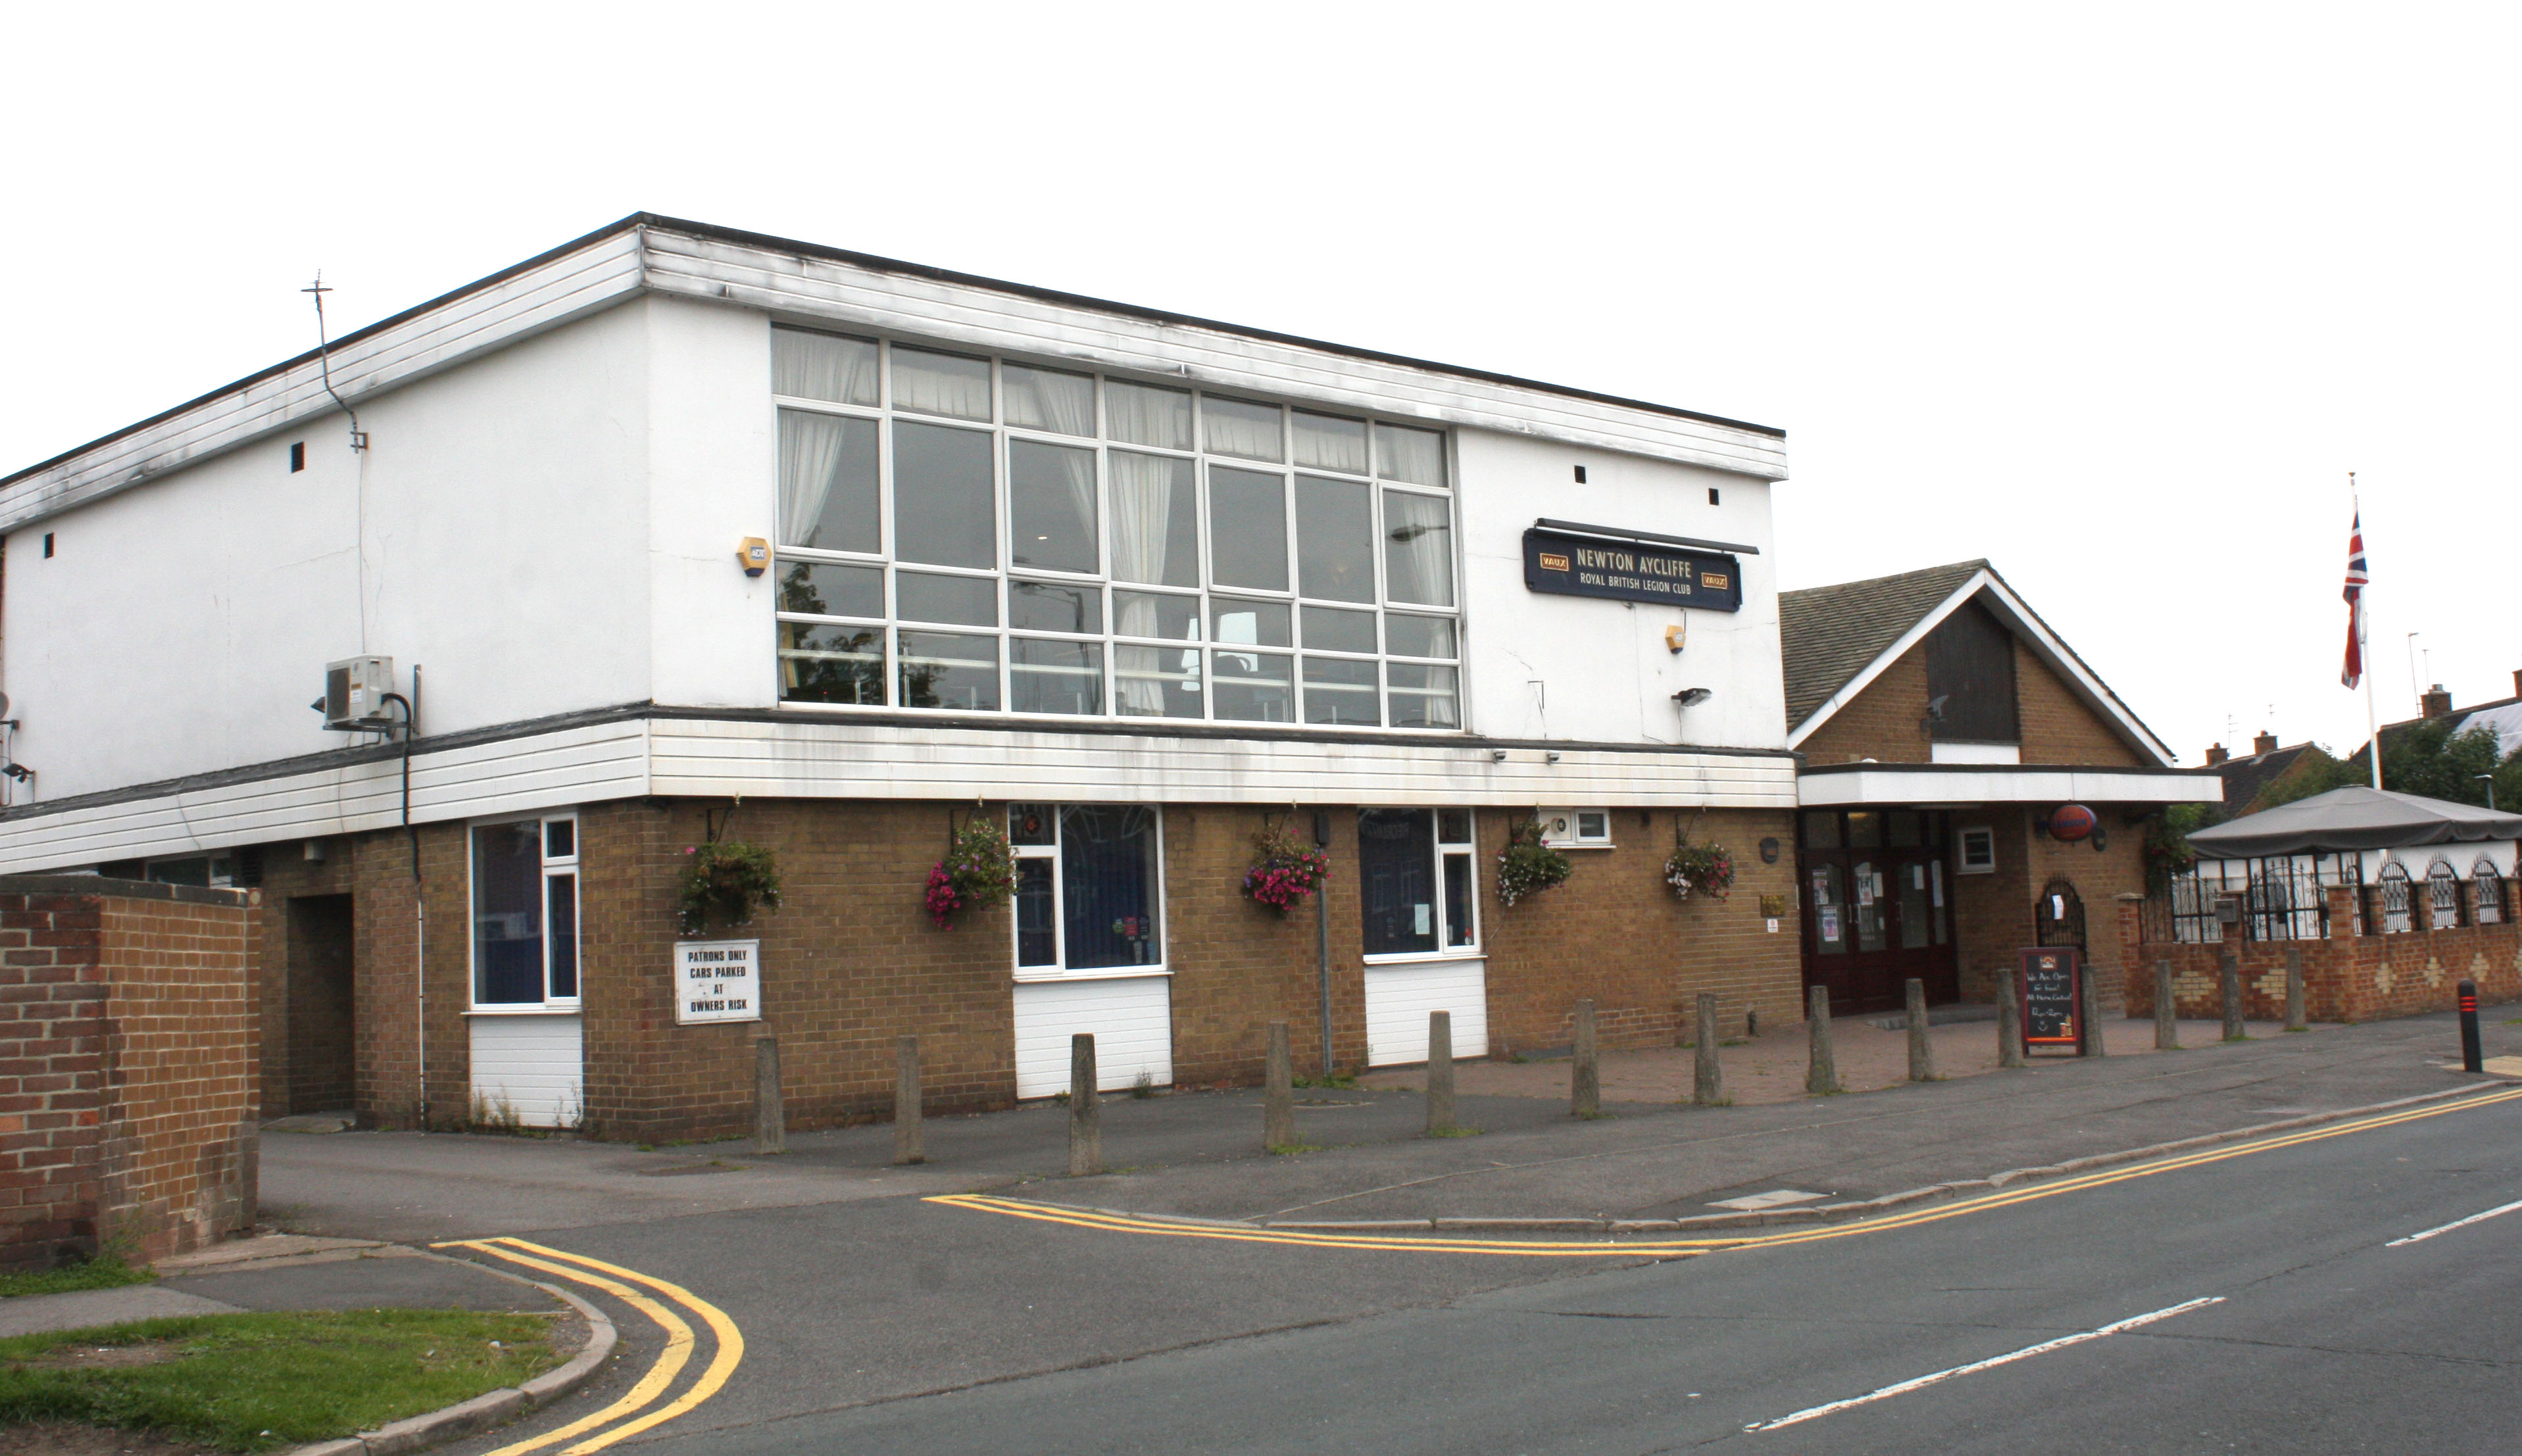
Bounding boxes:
[0,874,252,907]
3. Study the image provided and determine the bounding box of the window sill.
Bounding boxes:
[1541,842,1616,852]
[1012,965,1172,984]
[1362,950,1485,966]
[464,1006,583,1016]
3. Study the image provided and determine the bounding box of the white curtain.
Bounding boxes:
[773,330,878,406]
[1110,452,1180,587]
[1008,367,1095,438]
[1202,398,1282,460]
[1383,490,1454,606]
[1053,445,1095,552]
[1294,411,1368,474]
[1375,423,1446,487]
[778,410,847,547]
[1107,381,1192,450]
[894,349,991,419]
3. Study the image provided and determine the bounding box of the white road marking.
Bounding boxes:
[1743,1296,2226,1432]
[2386,1197,2522,1247]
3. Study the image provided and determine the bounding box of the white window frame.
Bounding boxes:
[1008,804,1170,984]
[772,327,1464,733]
[1537,808,1614,849]
[1956,825,1996,875]
[466,810,583,1013]
[1360,808,1481,963]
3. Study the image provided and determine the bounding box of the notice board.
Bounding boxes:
[676,939,762,1025]
[2019,946,2081,1052]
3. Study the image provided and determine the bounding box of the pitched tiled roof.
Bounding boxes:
[1779,560,1988,731]
[2215,742,2323,814]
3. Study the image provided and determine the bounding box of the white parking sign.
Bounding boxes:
[675,940,762,1024]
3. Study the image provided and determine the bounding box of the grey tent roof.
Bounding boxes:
[2185,785,2522,858]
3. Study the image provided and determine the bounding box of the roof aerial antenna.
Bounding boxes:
[303,272,369,452]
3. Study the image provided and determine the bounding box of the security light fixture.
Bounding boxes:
[1491,748,1508,762]
[1545,751,1562,764]
[1672,687,1713,707]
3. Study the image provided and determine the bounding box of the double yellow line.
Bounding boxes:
[433,1236,745,1456]
[929,1084,2522,1258]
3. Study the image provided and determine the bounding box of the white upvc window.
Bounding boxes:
[470,812,581,1009]
[1009,804,1166,981]
[1537,808,1614,848]
[1359,808,1479,959]
[772,326,1462,731]
[1956,825,1996,875]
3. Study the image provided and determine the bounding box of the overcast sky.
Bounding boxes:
[7,4,2513,764]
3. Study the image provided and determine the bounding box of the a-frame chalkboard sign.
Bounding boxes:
[2019,946,2083,1054]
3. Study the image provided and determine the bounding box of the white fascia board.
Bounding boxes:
[1784,568,2175,765]
[637,228,1788,481]
[0,230,648,535]
[1796,765,2221,808]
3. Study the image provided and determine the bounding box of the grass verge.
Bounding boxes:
[0,1309,560,1453]
[0,1257,153,1301]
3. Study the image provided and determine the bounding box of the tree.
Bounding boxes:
[2379,719,2519,809]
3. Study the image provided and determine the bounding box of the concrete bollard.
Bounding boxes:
[1264,1021,1296,1150]
[1571,999,1600,1119]
[2285,947,2308,1033]
[1906,979,1937,1082]
[1425,1010,1457,1135]
[2079,961,2109,1059]
[1805,985,1840,1095]
[2154,960,2179,1050]
[1068,1033,1103,1176]
[2220,948,2246,1042]
[1996,968,2025,1069]
[1693,994,1726,1106]
[753,1036,786,1155]
[893,1035,924,1166]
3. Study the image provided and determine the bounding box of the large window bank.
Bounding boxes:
[770,328,1464,731]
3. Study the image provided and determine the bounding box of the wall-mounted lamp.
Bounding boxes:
[1672,688,1713,707]
[1545,750,1562,764]
[737,537,770,577]
[1489,748,1508,762]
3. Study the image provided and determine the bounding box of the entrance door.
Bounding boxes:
[285,895,356,1115]
[1800,809,1959,1016]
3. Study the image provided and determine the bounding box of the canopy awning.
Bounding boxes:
[1796,762,2221,809]
[2184,785,2522,858]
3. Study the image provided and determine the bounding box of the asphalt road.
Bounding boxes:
[472,1088,2522,1455]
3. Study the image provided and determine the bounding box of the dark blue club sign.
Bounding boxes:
[1521,528,1744,612]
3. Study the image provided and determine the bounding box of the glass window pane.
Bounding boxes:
[1302,655,1380,725]
[777,410,879,552]
[1011,639,1104,716]
[1009,440,1098,574]
[1010,804,1058,846]
[1210,598,1290,648]
[1302,605,1376,654]
[1114,591,1202,641]
[472,823,544,1004]
[1359,808,1436,956]
[547,873,579,999]
[1061,806,1162,970]
[1296,475,1375,602]
[1810,863,1847,954]
[893,422,996,568]
[544,819,575,860]
[1575,812,1608,841]
[1211,649,1294,723]
[1846,812,1883,850]
[1010,579,1102,634]
[897,571,998,626]
[1109,452,1199,587]
[1106,380,1193,450]
[1384,615,1457,660]
[1383,490,1454,607]
[893,347,991,420]
[1438,810,1471,844]
[778,621,885,704]
[1114,644,1204,717]
[1386,662,1460,729]
[1293,411,1368,474]
[1443,852,1473,948]
[1004,365,1095,437]
[1888,811,1923,848]
[778,561,883,619]
[772,329,879,406]
[897,630,999,710]
[1802,811,1842,850]
[1016,856,1056,966]
[1208,467,1288,591]
[1375,423,1446,487]
[1202,397,1283,461]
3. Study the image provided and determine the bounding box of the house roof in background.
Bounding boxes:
[2344,694,2522,769]
[2213,741,2326,813]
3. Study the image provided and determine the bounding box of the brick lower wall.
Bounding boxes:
[0,881,256,1271]
[2119,888,2522,1024]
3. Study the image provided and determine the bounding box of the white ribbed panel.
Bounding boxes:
[1011,975,1174,1100]
[468,1013,584,1128]
[1364,958,1489,1067]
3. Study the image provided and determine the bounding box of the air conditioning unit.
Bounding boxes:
[322,656,397,731]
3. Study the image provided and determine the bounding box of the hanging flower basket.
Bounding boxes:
[1665,840,1736,900]
[1243,824,1331,913]
[1495,817,1573,908]
[678,841,783,936]
[927,815,1016,929]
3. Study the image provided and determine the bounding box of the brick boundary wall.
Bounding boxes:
[0,878,256,1271]
[2119,885,2522,1025]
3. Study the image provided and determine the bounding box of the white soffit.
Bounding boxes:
[1785,568,2175,765]
[1,218,1785,534]
[1796,765,2221,808]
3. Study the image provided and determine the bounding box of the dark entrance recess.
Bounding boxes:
[1798,808,1959,1016]
[2034,878,2086,951]
[285,895,355,1115]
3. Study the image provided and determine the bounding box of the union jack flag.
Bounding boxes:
[2341,510,2368,689]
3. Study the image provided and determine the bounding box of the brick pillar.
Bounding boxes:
[2325,885,2356,940]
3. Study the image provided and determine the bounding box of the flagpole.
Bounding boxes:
[2355,472,2381,790]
